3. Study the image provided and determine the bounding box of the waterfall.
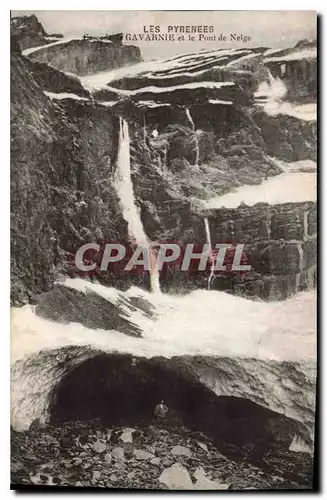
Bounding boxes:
[142,115,146,144]
[307,267,315,290]
[163,144,167,168]
[204,217,215,290]
[295,243,304,293]
[116,117,160,293]
[266,220,271,240]
[256,69,288,115]
[185,107,199,166]
[303,210,309,241]
[266,69,288,101]
[185,107,195,129]
[265,214,271,240]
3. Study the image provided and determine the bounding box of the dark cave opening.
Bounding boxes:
[49,353,297,458]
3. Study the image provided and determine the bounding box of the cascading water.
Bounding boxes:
[185,107,200,166]
[266,69,288,101]
[295,243,305,293]
[116,117,160,293]
[303,210,309,241]
[256,69,287,102]
[307,267,315,290]
[254,69,300,119]
[142,115,146,144]
[204,217,215,290]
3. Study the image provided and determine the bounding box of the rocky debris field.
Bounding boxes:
[11,421,314,490]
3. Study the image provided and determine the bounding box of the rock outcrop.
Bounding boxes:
[27,39,142,76]
[24,58,90,97]
[206,202,317,300]
[11,14,63,51]
[150,201,317,300]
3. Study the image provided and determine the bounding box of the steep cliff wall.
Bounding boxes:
[11,26,317,304]
[205,202,317,300]
[10,53,128,304]
[11,50,316,303]
[139,198,317,300]
[11,14,59,51]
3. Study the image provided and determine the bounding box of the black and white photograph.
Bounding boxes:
[10,9,317,491]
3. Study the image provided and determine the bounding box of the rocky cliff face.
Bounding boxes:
[10,18,317,304]
[170,202,316,300]
[138,199,317,300]
[208,202,316,300]
[27,39,142,76]
[11,35,317,303]
[11,52,129,304]
[11,14,62,51]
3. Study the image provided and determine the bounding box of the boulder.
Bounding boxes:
[134,449,156,460]
[193,466,230,490]
[150,457,161,466]
[111,447,125,461]
[159,463,194,490]
[91,440,106,453]
[171,445,192,458]
[119,428,134,443]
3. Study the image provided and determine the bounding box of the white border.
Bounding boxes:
[3,2,324,498]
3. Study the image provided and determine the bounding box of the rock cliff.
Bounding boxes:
[11,14,63,51]
[11,36,317,302]
[27,39,142,76]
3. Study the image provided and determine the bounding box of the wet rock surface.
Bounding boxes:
[11,422,314,490]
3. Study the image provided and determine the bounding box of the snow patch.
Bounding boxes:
[264,48,317,63]
[22,37,76,56]
[11,277,316,364]
[136,101,171,108]
[259,101,316,121]
[128,80,235,95]
[204,160,316,209]
[43,91,88,101]
[208,99,233,105]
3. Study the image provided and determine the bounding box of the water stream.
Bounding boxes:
[116,117,160,293]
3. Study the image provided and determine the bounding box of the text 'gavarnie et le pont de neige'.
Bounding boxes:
[124,25,252,43]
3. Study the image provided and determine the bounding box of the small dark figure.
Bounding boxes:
[154,400,168,420]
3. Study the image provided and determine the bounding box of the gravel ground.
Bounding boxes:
[11,421,314,490]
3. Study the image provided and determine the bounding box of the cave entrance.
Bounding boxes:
[49,353,297,456]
